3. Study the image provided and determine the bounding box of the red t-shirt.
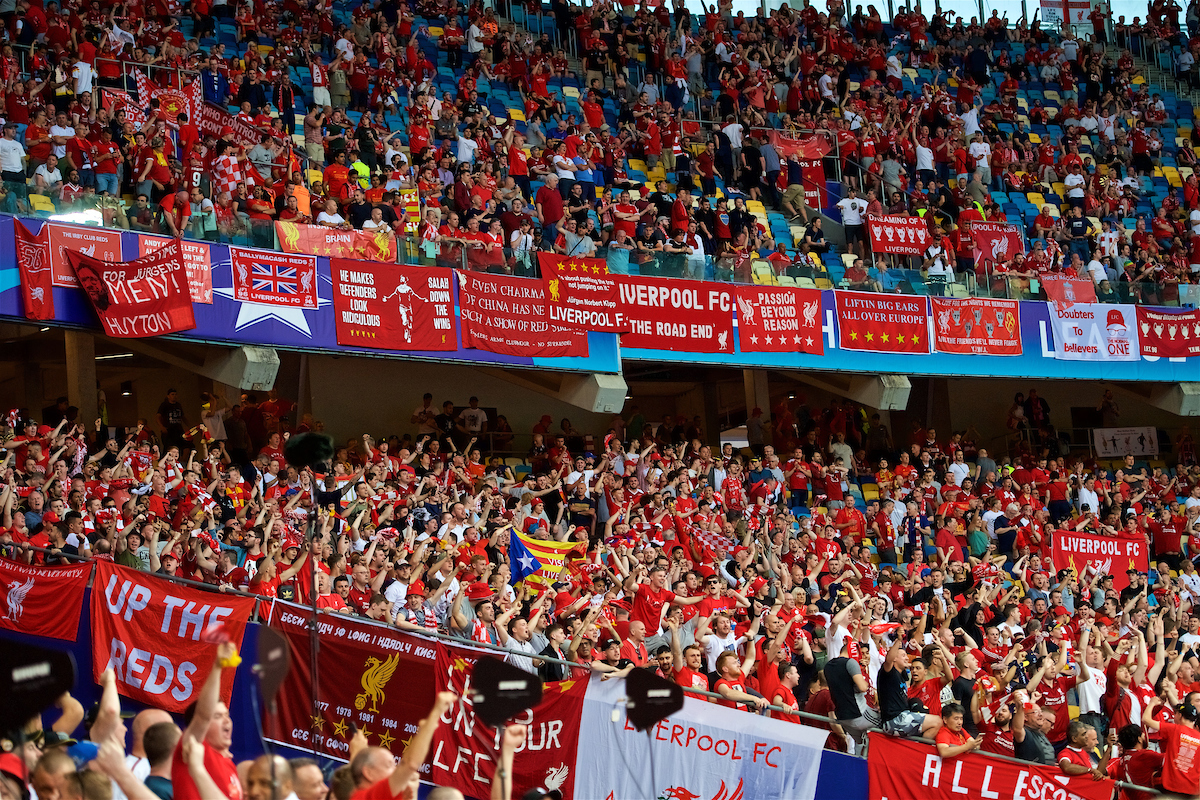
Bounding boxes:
[631,582,673,629]
[935,726,971,749]
[1059,745,1094,771]
[171,739,244,800]
[1159,721,1200,794]
[715,674,749,709]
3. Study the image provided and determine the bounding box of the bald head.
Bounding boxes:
[350,747,396,788]
[427,789,465,800]
[131,708,173,756]
[246,755,293,800]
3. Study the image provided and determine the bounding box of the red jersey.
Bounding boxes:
[631,582,673,630]
[171,739,243,800]
[1159,721,1200,795]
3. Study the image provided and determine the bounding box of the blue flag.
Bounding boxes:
[508,533,543,584]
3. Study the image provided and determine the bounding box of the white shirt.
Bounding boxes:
[1087,258,1106,284]
[34,164,62,187]
[552,154,575,180]
[1064,172,1086,198]
[457,135,478,164]
[49,124,74,158]
[72,61,95,95]
[818,73,836,99]
[362,218,388,231]
[506,637,539,674]
[1099,229,1119,259]
[722,122,743,149]
[111,755,151,800]
[458,407,487,432]
[383,579,409,606]
[968,140,992,166]
[961,107,980,137]
[915,142,934,171]
[0,137,25,172]
[703,629,740,672]
[836,197,867,225]
[1077,666,1107,714]
[1062,39,1079,60]
[948,461,971,486]
[316,211,345,226]
[468,24,484,53]
[925,243,950,277]
[1078,485,1099,512]
[886,54,903,80]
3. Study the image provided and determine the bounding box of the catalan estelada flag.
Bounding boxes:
[515,532,584,587]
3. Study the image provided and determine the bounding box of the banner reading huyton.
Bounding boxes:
[66,237,197,338]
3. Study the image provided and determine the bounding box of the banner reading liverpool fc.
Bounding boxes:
[331,259,457,350]
[0,559,90,640]
[734,285,824,354]
[867,732,1113,800]
[276,221,397,263]
[835,291,930,353]
[65,237,197,338]
[538,252,629,332]
[931,297,1021,356]
[615,276,736,353]
[91,561,255,713]
[230,246,319,309]
[1052,529,1148,592]
[1136,307,1200,358]
[866,214,930,256]
[969,221,1024,268]
[457,272,588,358]
[1047,302,1139,361]
[14,220,55,321]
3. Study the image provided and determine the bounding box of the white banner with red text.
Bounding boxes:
[1046,302,1140,361]
[576,674,825,800]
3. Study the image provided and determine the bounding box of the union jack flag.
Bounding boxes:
[252,261,298,295]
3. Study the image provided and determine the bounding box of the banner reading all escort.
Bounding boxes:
[66,238,197,338]
[1047,302,1140,361]
[1137,307,1200,358]
[734,285,824,354]
[331,259,457,351]
[1052,529,1148,592]
[616,276,735,352]
[866,732,1113,800]
[931,297,1021,356]
[91,561,256,713]
[457,272,588,358]
[539,252,629,332]
[0,559,90,641]
[836,291,930,354]
[866,214,929,256]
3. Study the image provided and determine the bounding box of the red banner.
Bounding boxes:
[835,291,930,354]
[866,214,930,256]
[230,246,319,309]
[931,297,1021,356]
[970,221,1024,268]
[91,561,256,713]
[331,259,457,351]
[267,603,449,761]
[66,237,196,338]
[49,222,124,287]
[616,276,735,352]
[733,285,824,354]
[429,648,586,800]
[457,272,588,357]
[539,252,629,332]
[0,558,90,640]
[133,71,201,127]
[14,220,55,321]
[139,235,214,304]
[867,732,1113,800]
[1052,529,1147,592]
[772,134,831,208]
[1137,307,1200,358]
[276,221,397,263]
[1042,275,1097,305]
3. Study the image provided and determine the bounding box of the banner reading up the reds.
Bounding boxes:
[733,285,824,354]
[866,214,930,256]
[539,252,629,332]
[66,237,197,338]
[1052,529,1147,591]
[276,221,397,263]
[615,276,736,352]
[457,271,588,358]
[931,297,1021,356]
[91,561,256,713]
[330,259,457,351]
[836,291,930,354]
[1136,307,1200,358]
[866,732,1114,800]
[230,247,319,309]
[0,558,90,641]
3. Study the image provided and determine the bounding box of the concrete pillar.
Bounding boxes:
[702,380,722,448]
[64,331,98,426]
[743,369,771,417]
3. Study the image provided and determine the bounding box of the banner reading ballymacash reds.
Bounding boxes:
[616,276,736,352]
[835,291,930,354]
[931,297,1021,356]
[866,732,1113,800]
[1052,529,1147,591]
[457,272,588,357]
[866,214,929,256]
[970,221,1024,267]
[734,285,824,354]
[0,558,90,640]
[230,246,319,309]
[578,675,826,800]
[430,648,586,800]
[276,221,397,263]
[266,602,447,761]
[539,252,629,333]
[91,561,255,713]
[66,238,197,338]
[331,259,457,351]
[1047,302,1140,361]
[1137,307,1200,358]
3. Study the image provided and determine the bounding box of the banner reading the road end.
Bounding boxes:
[1047,302,1140,361]
[578,675,826,800]
[931,297,1021,356]
[457,271,588,358]
[330,259,457,351]
[539,252,629,332]
[1052,529,1148,592]
[866,732,1114,800]
[615,276,735,352]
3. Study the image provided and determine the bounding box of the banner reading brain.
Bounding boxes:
[1137,307,1200,358]
[276,221,397,263]
[733,285,824,354]
[931,297,1021,356]
[615,277,735,352]
[230,247,319,309]
[835,291,930,354]
[866,214,929,256]
[1052,529,1148,591]
[457,272,588,358]
[331,259,457,351]
[66,237,197,338]
[0,559,90,641]
[91,561,256,713]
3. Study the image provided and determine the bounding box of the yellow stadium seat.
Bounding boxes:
[508,109,526,122]
[427,26,443,35]
[1028,133,1042,143]
[29,194,55,213]
[815,277,833,289]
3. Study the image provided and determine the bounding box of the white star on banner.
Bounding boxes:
[212,273,332,337]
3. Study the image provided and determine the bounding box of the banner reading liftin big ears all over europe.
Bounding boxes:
[90,561,256,713]
[1052,529,1148,592]
[733,285,824,354]
[457,271,589,358]
[615,276,736,353]
[577,674,827,800]
[1047,302,1140,361]
[866,214,929,256]
[867,732,1113,800]
[836,291,930,354]
[429,649,587,800]
[330,259,458,351]
[65,238,197,338]
[931,297,1021,356]
[539,252,630,333]
[0,559,90,641]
